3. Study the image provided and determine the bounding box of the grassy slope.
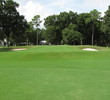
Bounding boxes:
[0,45,110,100]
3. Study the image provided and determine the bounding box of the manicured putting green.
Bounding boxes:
[0,45,110,100]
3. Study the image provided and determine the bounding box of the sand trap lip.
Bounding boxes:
[82,48,98,51]
[11,48,27,51]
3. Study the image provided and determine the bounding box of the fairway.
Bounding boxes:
[0,45,110,100]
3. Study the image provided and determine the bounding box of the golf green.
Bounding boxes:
[0,45,110,100]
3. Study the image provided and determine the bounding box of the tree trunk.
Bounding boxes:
[26,37,29,45]
[37,32,38,45]
[81,39,83,45]
[91,24,94,45]
[0,40,4,47]
[6,37,10,47]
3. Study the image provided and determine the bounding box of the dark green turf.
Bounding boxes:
[0,45,110,100]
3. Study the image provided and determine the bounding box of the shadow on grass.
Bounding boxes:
[0,48,13,52]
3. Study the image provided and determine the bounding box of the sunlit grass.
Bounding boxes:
[0,45,110,100]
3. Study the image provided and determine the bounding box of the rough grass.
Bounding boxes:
[0,45,110,100]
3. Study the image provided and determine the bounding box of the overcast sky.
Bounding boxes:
[15,0,110,22]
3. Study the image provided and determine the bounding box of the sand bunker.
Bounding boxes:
[11,48,27,51]
[82,48,98,51]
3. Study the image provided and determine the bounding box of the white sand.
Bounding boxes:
[82,48,98,51]
[11,48,27,51]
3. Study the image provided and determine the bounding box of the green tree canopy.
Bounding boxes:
[0,0,28,46]
[102,6,110,46]
[62,24,83,45]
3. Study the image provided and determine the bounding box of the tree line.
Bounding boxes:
[0,0,110,47]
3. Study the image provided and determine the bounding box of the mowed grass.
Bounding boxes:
[0,45,110,100]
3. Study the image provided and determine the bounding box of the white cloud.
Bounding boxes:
[50,0,68,8]
[78,0,110,16]
[44,0,110,16]
[82,0,110,11]
[17,0,50,22]
[16,0,110,23]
